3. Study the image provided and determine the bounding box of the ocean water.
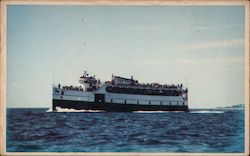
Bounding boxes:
[7,108,244,153]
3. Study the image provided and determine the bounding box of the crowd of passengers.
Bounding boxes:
[106,86,185,96]
[106,80,184,89]
[134,83,183,89]
[58,84,84,91]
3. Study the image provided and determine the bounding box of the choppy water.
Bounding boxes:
[7,108,244,152]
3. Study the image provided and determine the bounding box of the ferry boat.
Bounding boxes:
[52,71,189,112]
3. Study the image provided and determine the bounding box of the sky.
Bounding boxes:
[7,5,245,108]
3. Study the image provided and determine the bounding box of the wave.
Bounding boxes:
[47,108,184,113]
[54,107,105,113]
[133,110,173,113]
[190,110,224,114]
[47,108,224,113]
[46,108,53,112]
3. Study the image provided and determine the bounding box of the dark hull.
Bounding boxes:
[53,99,189,112]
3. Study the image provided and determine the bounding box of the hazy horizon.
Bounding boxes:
[7,5,245,108]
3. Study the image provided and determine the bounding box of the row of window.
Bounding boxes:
[106,86,184,96]
[107,98,185,106]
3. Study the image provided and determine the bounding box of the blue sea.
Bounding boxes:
[7,107,244,153]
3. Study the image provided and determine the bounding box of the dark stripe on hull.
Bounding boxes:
[53,99,189,112]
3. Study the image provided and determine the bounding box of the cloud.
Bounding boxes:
[176,57,244,72]
[181,38,244,51]
[130,57,244,73]
[177,57,244,65]
[193,23,242,31]
[134,57,244,67]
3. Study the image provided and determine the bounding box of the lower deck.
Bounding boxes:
[53,99,189,112]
